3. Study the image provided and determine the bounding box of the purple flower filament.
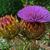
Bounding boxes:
[17,5,50,22]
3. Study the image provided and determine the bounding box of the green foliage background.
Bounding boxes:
[21,0,50,11]
[0,0,23,16]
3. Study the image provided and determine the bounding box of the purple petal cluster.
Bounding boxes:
[17,5,50,22]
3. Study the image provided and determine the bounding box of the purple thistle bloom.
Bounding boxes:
[17,5,50,22]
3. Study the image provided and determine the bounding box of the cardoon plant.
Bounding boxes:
[17,5,50,39]
[17,5,50,49]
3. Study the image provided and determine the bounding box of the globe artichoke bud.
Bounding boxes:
[0,15,19,40]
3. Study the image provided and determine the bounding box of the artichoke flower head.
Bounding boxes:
[17,5,50,39]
